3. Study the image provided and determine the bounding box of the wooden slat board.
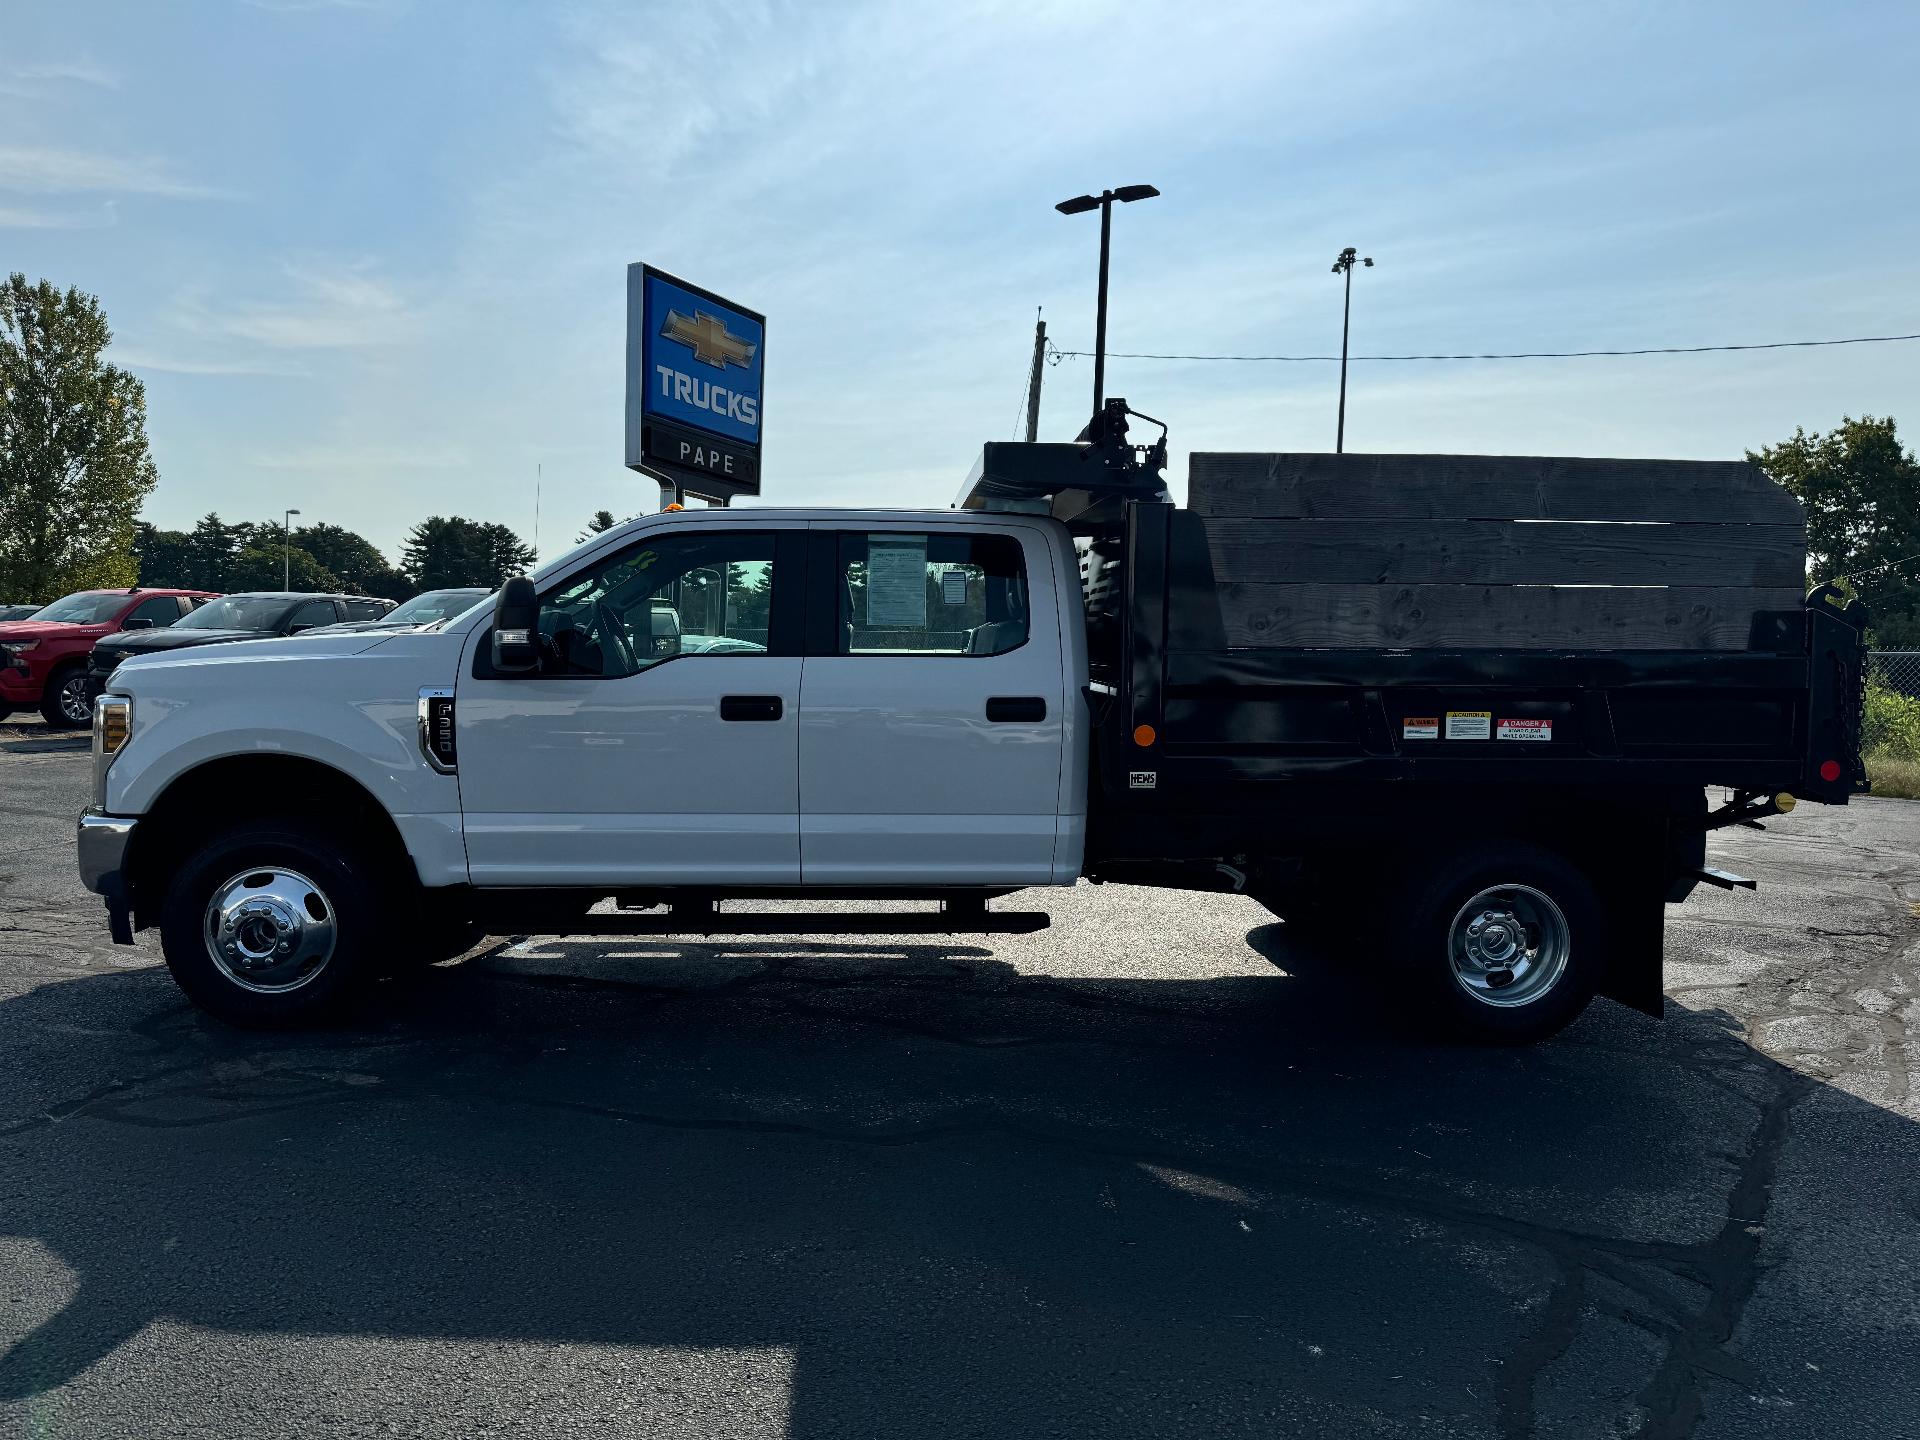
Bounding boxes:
[1185,452,1805,651]
[1215,584,1803,651]
[1189,453,1804,525]
[1201,518,1806,587]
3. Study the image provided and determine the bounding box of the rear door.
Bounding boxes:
[797,522,1068,885]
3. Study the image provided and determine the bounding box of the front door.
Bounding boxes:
[456,527,802,886]
[798,523,1068,885]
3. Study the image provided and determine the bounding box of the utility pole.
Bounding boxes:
[1024,311,1046,442]
[1056,184,1159,432]
[1331,247,1373,454]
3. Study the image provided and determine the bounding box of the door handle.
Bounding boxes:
[985,696,1047,723]
[720,694,784,722]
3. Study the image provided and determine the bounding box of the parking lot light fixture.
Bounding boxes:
[284,508,301,589]
[1056,183,1160,429]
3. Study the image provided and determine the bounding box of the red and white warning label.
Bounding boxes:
[1497,718,1552,741]
[1402,716,1440,740]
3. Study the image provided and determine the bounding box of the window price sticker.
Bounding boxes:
[1445,711,1492,740]
[1497,718,1553,741]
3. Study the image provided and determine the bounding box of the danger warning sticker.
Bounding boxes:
[1497,718,1552,741]
[1402,716,1440,740]
[1445,710,1492,740]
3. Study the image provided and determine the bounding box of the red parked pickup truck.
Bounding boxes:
[0,588,217,727]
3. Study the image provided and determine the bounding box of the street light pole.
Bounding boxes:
[1056,184,1159,432]
[1331,247,1372,454]
[283,508,301,588]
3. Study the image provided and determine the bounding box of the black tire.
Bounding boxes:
[1392,840,1604,1044]
[160,818,389,1027]
[38,664,92,728]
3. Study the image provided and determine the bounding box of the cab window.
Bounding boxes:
[286,600,339,632]
[834,532,1028,656]
[537,531,777,678]
[123,596,182,628]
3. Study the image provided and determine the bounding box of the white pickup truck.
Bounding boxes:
[76,416,1868,1042]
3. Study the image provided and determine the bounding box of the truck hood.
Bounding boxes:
[107,629,398,681]
[0,620,112,644]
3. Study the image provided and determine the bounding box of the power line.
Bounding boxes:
[1046,330,1920,364]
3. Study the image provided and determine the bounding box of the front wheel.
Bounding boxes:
[1393,841,1604,1044]
[160,819,388,1026]
[39,666,92,728]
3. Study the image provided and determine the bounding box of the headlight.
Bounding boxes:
[92,695,131,808]
[96,695,131,755]
[2,639,37,654]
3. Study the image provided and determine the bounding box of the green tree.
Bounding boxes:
[184,512,246,591]
[402,515,537,589]
[225,544,339,593]
[0,274,157,601]
[577,509,621,544]
[133,521,195,588]
[286,521,414,600]
[1749,416,1920,646]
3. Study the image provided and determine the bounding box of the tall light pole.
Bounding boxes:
[1331,247,1373,454]
[1056,184,1159,431]
[283,508,301,588]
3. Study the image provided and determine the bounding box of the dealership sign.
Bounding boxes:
[625,263,765,502]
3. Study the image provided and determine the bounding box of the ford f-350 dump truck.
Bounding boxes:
[76,403,1868,1041]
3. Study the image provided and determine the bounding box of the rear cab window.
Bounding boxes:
[833,531,1028,657]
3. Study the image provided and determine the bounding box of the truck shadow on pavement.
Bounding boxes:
[0,924,1888,1435]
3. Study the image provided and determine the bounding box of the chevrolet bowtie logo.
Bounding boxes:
[662,309,757,370]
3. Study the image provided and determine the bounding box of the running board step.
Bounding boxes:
[496,911,1051,938]
[1690,866,1758,892]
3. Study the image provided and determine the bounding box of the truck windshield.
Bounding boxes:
[176,597,296,630]
[26,593,128,625]
[386,589,490,625]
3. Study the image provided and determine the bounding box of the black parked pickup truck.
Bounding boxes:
[84,592,395,702]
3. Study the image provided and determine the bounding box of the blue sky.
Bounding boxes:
[4,0,1917,563]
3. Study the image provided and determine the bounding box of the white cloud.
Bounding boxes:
[240,0,398,10]
[174,261,417,350]
[0,200,118,230]
[111,348,311,377]
[9,59,120,89]
[0,144,223,198]
[246,442,468,471]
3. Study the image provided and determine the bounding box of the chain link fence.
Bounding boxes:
[1864,653,1920,772]
[1868,651,1920,699]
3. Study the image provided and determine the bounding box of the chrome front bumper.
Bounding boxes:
[77,808,137,896]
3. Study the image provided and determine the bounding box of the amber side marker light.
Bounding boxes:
[1132,724,1157,747]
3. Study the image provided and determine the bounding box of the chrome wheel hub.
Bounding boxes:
[58,677,91,723]
[203,867,337,994]
[1446,883,1570,1009]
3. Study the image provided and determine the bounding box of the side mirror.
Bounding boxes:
[491,576,540,674]
[122,617,155,630]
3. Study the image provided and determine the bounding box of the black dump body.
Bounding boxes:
[962,413,1870,860]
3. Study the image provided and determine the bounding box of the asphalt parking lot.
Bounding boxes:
[2,714,1916,1439]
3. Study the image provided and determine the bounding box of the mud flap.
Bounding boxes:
[1597,800,1704,1018]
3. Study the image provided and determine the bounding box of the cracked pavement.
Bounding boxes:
[2,717,1917,1437]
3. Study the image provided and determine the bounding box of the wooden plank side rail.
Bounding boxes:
[1188,453,1805,524]
[1186,453,1806,651]
[1202,519,1806,588]
[1216,583,1804,651]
